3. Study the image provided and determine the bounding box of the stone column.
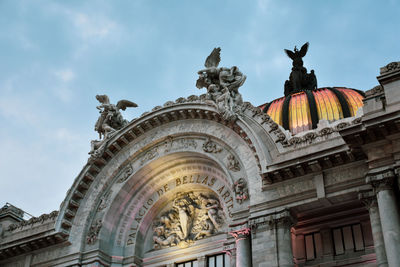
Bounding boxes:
[229,227,252,267]
[367,169,400,267]
[359,190,388,267]
[275,211,294,267]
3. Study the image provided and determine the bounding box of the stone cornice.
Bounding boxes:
[378,61,400,85]
[6,210,59,233]
[0,229,68,260]
[262,147,363,185]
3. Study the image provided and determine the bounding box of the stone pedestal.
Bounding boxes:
[359,190,388,267]
[229,227,251,267]
[367,170,400,267]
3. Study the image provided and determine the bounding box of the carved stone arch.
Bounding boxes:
[97,152,235,264]
[55,102,281,264]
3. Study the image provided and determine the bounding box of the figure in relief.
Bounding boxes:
[152,192,225,250]
[196,47,246,122]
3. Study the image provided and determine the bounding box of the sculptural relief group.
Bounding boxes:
[153,192,225,249]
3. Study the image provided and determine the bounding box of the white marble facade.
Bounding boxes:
[1,61,400,267]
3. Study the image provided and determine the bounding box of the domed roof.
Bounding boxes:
[260,87,365,134]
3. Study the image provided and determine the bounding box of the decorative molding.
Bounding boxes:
[140,147,159,165]
[117,164,133,183]
[365,85,384,98]
[202,138,223,153]
[87,219,102,245]
[380,61,400,75]
[7,211,59,232]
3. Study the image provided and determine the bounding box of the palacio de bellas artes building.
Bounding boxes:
[1,43,400,267]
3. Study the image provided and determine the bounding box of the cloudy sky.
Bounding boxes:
[0,0,399,216]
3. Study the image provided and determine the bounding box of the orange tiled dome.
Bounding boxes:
[260,87,365,134]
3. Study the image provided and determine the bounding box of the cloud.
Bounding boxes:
[72,12,117,40]
[0,94,41,126]
[54,69,75,82]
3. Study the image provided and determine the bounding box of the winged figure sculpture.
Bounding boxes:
[283,42,317,96]
[284,42,309,69]
[94,94,138,139]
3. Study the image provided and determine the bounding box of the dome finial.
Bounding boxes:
[284,42,317,96]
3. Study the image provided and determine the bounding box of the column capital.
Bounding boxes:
[248,209,296,231]
[366,168,395,193]
[274,211,296,229]
[358,189,378,210]
[229,227,251,240]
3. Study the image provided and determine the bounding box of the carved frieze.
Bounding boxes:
[152,192,225,249]
[87,219,102,245]
[232,178,249,204]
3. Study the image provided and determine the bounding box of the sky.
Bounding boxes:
[0,0,399,217]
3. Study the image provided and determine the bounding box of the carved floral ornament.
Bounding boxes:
[232,178,249,204]
[152,191,225,249]
[87,219,102,245]
[202,137,222,153]
[227,154,240,172]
